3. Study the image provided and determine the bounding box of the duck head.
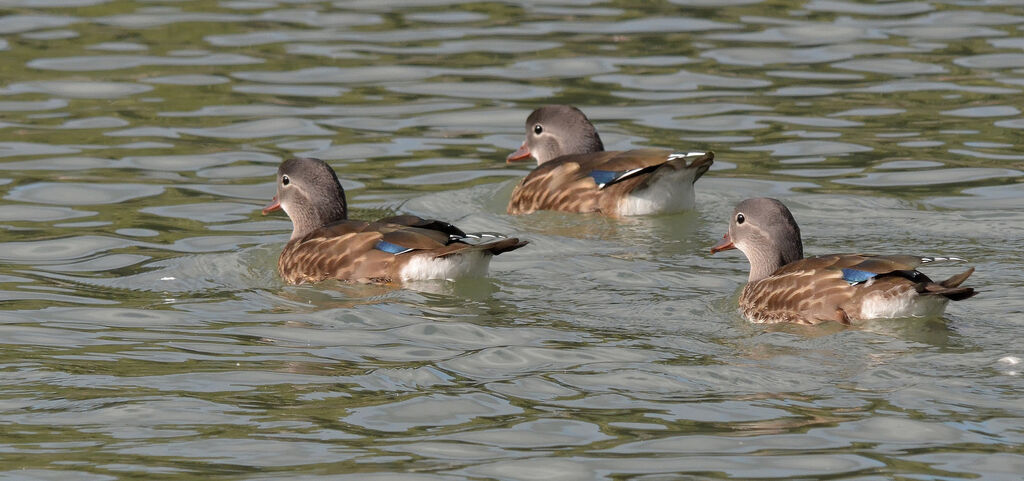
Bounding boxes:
[711,197,804,282]
[507,105,605,165]
[262,157,348,240]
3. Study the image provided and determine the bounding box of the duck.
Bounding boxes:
[262,157,528,285]
[505,105,714,216]
[710,197,976,325]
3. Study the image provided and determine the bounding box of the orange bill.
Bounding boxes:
[710,233,735,254]
[262,195,281,215]
[506,142,531,163]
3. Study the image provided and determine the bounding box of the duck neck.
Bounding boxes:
[288,190,347,241]
[747,250,785,283]
[745,241,802,283]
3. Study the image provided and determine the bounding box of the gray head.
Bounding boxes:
[710,197,803,282]
[262,157,348,240]
[506,105,604,165]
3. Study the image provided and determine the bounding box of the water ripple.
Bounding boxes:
[0,14,76,33]
[29,53,263,71]
[6,182,165,205]
[0,235,131,263]
[2,1,1023,479]
[3,81,152,98]
[343,394,522,433]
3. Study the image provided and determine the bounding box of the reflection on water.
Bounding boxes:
[1,0,1023,479]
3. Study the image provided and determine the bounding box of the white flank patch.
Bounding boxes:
[617,168,697,216]
[398,250,491,281]
[858,288,949,319]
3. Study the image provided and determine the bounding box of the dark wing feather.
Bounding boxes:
[376,215,467,238]
[774,254,926,276]
[845,255,926,274]
[376,225,452,250]
[560,148,673,174]
[594,165,660,189]
[311,219,453,248]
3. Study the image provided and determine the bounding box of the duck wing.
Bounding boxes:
[744,254,975,324]
[278,219,526,284]
[375,215,467,238]
[277,220,450,284]
[509,148,702,215]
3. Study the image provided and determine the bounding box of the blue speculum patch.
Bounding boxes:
[375,240,413,255]
[589,170,619,187]
[842,268,877,284]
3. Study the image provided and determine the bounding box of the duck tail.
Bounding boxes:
[436,237,528,258]
[940,267,974,288]
[481,238,529,256]
[629,151,714,194]
[918,268,976,301]
[661,151,714,183]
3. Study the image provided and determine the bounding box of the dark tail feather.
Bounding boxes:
[940,267,974,288]
[687,152,715,182]
[483,238,529,255]
[639,151,715,191]
[923,285,976,301]
[436,238,528,258]
[918,267,976,301]
[663,151,714,182]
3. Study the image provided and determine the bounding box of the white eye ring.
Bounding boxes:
[736,213,745,224]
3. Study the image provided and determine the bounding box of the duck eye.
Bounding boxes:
[282,175,290,186]
[533,124,543,135]
[736,213,745,224]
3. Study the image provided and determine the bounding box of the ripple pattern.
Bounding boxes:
[0,1,1022,480]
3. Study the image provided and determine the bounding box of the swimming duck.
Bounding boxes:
[710,197,976,324]
[262,157,527,284]
[506,105,714,216]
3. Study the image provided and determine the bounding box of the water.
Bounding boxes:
[2,0,1023,479]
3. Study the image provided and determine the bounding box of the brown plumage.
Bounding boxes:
[711,198,976,325]
[506,105,713,216]
[263,157,527,285]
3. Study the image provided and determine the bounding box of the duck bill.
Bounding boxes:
[710,233,735,254]
[261,196,281,215]
[506,142,532,163]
